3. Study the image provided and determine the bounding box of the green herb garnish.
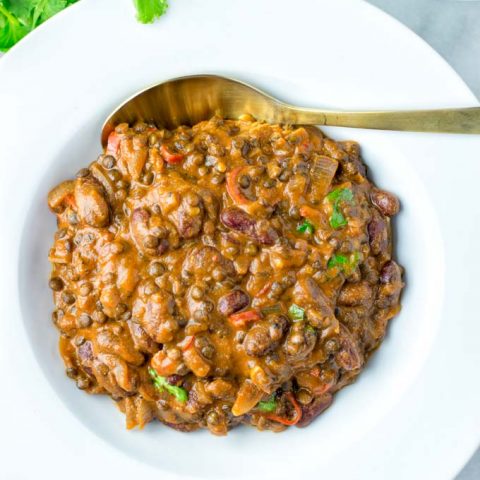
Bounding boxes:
[327,252,360,274]
[288,303,305,321]
[0,0,80,52]
[134,0,168,24]
[257,395,277,413]
[0,4,28,52]
[305,324,317,334]
[0,1,80,52]
[0,0,169,52]
[327,253,349,268]
[330,208,347,229]
[148,367,188,403]
[326,187,354,229]
[296,219,315,234]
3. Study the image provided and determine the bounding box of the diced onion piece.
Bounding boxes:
[231,380,264,416]
[310,155,338,201]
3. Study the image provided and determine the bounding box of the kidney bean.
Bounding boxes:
[296,393,333,428]
[371,189,400,216]
[220,207,278,245]
[218,289,250,316]
[379,260,402,284]
[377,260,404,308]
[335,325,364,371]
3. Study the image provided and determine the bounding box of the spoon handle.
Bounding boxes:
[287,106,480,134]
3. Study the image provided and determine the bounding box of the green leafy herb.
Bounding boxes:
[330,208,347,229]
[0,0,79,52]
[0,0,169,52]
[0,4,29,51]
[288,303,305,321]
[327,253,348,268]
[257,395,277,413]
[134,0,168,24]
[326,187,354,204]
[148,367,188,403]
[296,219,314,235]
[34,0,75,26]
[327,252,360,274]
[326,187,354,229]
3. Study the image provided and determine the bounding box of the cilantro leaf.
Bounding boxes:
[288,303,305,321]
[327,253,349,268]
[0,0,167,52]
[3,0,33,25]
[0,4,29,52]
[148,368,188,403]
[328,252,360,273]
[0,0,79,52]
[330,208,347,229]
[257,395,277,413]
[326,187,354,204]
[134,0,168,24]
[296,219,314,234]
[32,0,69,27]
[326,187,354,229]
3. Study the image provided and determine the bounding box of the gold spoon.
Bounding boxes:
[101,74,480,145]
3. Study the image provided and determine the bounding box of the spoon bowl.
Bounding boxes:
[101,74,480,146]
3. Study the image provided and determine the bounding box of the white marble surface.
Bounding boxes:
[0,1,479,478]
[367,3,480,478]
[369,0,480,99]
